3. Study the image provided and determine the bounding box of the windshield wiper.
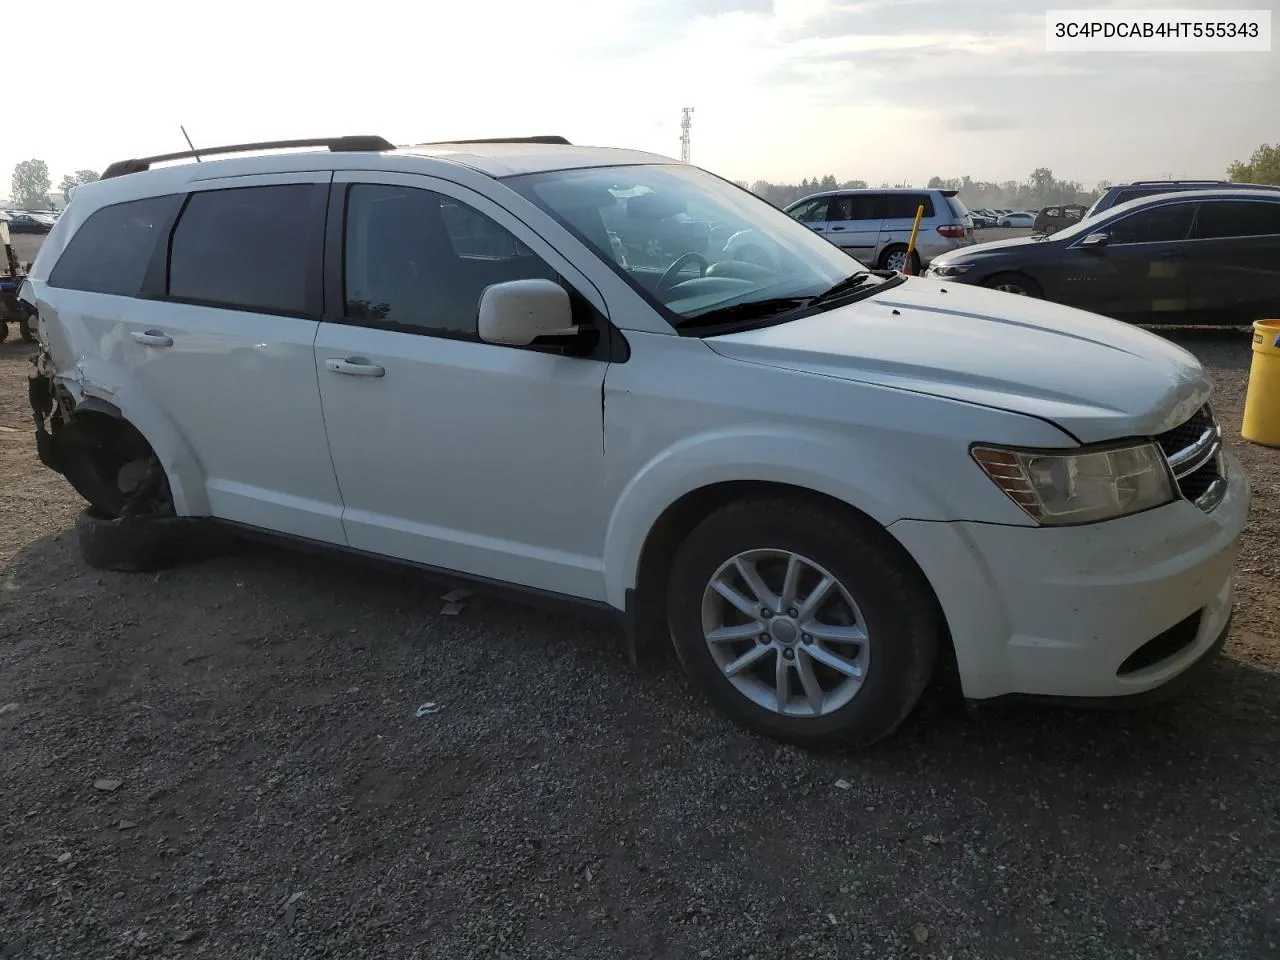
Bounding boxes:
[675,297,812,328]
[807,270,883,307]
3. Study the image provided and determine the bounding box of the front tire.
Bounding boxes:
[981,272,1043,298]
[666,496,941,748]
[74,507,229,573]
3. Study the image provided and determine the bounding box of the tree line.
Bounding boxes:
[8,160,99,209]
[9,143,1279,212]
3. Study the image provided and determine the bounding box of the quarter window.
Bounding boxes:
[1105,203,1196,245]
[343,183,560,336]
[168,184,324,315]
[48,194,182,296]
[1192,200,1280,239]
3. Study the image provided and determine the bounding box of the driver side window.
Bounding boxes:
[343,183,561,337]
[1106,203,1196,246]
[789,198,828,224]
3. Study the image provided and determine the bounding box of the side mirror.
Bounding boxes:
[1080,231,1110,249]
[478,279,595,351]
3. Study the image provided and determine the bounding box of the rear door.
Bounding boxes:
[823,194,881,263]
[124,173,346,542]
[1064,200,1197,323]
[1186,198,1280,325]
[876,193,933,260]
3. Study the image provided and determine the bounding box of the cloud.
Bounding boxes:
[944,111,1024,133]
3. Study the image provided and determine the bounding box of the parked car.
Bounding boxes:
[1032,203,1087,235]
[997,212,1035,228]
[776,187,975,273]
[1086,179,1280,218]
[926,188,1280,326]
[7,213,56,234]
[21,135,1248,748]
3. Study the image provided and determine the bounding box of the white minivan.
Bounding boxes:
[22,135,1249,748]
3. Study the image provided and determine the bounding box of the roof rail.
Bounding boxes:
[1128,179,1226,186]
[100,135,397,180]
[427,136,572,146]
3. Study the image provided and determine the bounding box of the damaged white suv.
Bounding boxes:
[21,135,1249,747]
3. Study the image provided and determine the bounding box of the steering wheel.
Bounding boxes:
[655,252,710,299]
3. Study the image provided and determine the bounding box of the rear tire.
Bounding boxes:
[666,496,941,749]
[879,245,919,275]
[74,506,228,573]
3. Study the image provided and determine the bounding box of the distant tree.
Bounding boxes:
[58,169,100,199]
[1228,143,1280,185]
[11,159,52,208]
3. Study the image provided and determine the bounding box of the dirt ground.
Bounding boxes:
[0,318,1277,959]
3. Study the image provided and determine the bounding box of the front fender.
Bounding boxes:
[601,426,955,610]
[59,361,209,517]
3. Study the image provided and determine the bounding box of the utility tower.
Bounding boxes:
[680,107,694,163]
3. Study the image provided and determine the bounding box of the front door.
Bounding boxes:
[313,173,612,601]
[122,172,346,543]
[1063,200,1197,323]
[788,197,829,235]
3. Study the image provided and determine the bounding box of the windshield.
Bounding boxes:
[505,164,871,327]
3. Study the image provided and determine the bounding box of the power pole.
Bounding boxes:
[680,107,694,163]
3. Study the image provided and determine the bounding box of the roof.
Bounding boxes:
[97,135,679,185]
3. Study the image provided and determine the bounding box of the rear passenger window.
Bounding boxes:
[1192,200,1280,239]
[168,184,324,315]
[343,183,559,336]
[48,194,182,296]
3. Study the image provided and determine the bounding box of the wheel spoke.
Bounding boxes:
[802,622,867,644]
[795,649,824,715]
[775,653,792,711]
[733,556,776,610]
[724,644,771,678]
[806,643,864,678]
[712,579,761,619]
[797,576,833,621]
[706,622,765,644]
[780,554,802,608]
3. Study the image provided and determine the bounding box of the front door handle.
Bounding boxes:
[131,330,172,347]
[828,225,846,231]
[326,357,385,378]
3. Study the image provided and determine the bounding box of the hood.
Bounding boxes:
[703,277,1211,444]
[931,235,1051,263]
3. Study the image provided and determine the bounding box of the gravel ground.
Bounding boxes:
[0,321,1277,960]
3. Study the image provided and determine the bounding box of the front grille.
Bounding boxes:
[1155,404,1226,512]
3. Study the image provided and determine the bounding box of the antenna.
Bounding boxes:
[680,107,694,163]
[180,125,202,162]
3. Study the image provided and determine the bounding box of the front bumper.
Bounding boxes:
[891,448,1250,701]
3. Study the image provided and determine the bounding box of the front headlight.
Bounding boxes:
[930,263,972,277]
[972,442,1175,525]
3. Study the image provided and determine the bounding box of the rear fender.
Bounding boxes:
[55,368,209,517]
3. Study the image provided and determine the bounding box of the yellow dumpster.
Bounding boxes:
[1242,319,1280,447]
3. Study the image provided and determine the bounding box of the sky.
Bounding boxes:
[6,0,1275,198]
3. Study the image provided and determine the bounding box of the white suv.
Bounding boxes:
[21,135,1249,748]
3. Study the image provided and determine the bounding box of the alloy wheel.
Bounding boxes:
[700,549,870,717]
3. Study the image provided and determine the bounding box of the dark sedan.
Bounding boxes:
[925,188,1280,326]
[6,213,56,234]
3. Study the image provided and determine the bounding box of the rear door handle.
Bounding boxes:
[828,225,846,232]
[131,330,172,347]
[1159,250,1187,259]
[326,357,385,378]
